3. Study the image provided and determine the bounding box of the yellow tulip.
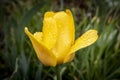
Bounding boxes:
[25,9,98,67]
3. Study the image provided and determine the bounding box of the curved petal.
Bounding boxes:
[70,30,98,53]
[52,9,75,64]
[42,17,58,49]
[64,30,98,63]
[25,27,57,66]
[44,11,55,18]
[63,53,75,63]
[34,32,43,41]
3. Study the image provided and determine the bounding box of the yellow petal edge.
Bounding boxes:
[25,27,57,66]
[70,30,98,53]
[64,30,98,63]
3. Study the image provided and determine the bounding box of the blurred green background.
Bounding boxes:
[0,0,120,80]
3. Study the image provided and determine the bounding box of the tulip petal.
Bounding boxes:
[70,30,98,53]
[25,27,57,66]
[44,12,55,18]
[52,9,75,63]
[34,32,43,41]
[64,30,98,63]
[63,53,75,63]
[42,17,58,49]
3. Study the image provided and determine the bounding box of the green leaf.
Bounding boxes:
[20,1,46,28]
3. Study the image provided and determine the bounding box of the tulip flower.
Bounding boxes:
[25,9,98,67]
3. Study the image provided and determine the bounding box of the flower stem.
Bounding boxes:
[56,65,61,80]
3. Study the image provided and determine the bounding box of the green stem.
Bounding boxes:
[56,65,61,80]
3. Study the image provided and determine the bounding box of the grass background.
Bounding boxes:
[0,0,120,80]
